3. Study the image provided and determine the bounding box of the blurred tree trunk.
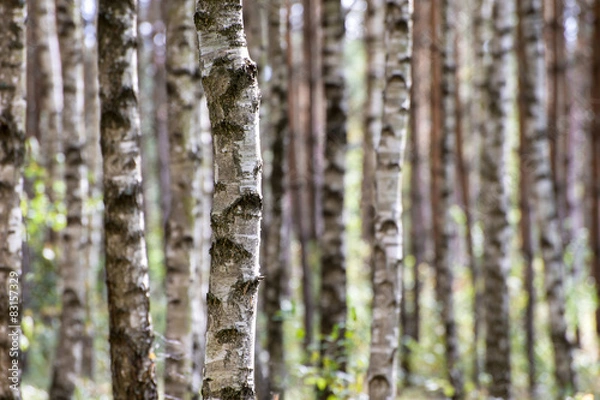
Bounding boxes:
[0,1,26,398]
[519,0,577,395]
[481,1,513,398]
[163,0,203,398]
[97,1,158,398]
[469,0,491,387]
[402,0,427,383]
[515,1,537,394]
[318,0,348,398]
[361,0,385,245]
[263,0,291,398]
[50,0,87,397]
[304,0,323,240]
[32,0,63,243]
[195,0,263,398]
[436,0,464,397]
[82,1,102,379]
[366,0,411,398]
[590,0,600,348]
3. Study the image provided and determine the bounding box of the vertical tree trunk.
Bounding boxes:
[437,1,464,396]
[469,0,491,387]
[515,2,537,394]
[163,0,203,398]
[82,2,102,379]
[195,1,263,398]
[97,1,158,398]
[361,0,386,244]
[0,2,26,398]
[367,1,411,399]
[481,1,513,398]
[590,0,600,350]
[50,0,87,397]
[319,1,348,398]
[263,0,291,397]
[518,0,577,395]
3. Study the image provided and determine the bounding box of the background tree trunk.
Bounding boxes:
[98,1,158,398]
[195,0,263,398]
[367,0,411,398]
[437,0,464,396]
[50,0,87,397]
[481,1,513,398]
[163,0,203,398]
[0,1,26,398]
[318,0,348,398]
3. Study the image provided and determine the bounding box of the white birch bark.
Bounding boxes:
[50,0,87,397]
[164,0,204,398]
[481,1,513,398]
[0,2,26,399]
[367,1,411,399]
[97,1,158,398]
[195,1,263,398]
[518,0,577,395]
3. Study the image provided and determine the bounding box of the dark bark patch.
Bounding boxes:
[210,238,251,264]
[215,327,243,345]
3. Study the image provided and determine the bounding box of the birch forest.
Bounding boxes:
[2,0,600,399]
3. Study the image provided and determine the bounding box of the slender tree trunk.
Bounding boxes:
[469,0,491,387]
[318,1,348,398]
[82,2,102,379]
[163,0,203,398]
[195,1,263,398]
[590,0,600,350]
[32,0,63,243]
[98,1,158,398]
[304,0,323,240]
[518,0,577,395]
[481,1,513,398]
[515,3,537,395]
[367,1,411,399]
[263,0,291,397]
[0,2,26,398]
[50,0,87,397]
[361,0,385,244]
[437,1,464,396]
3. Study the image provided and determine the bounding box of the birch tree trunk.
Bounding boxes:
[481,1,513,398]
[98,1,158,398]
[367,1,411,398]
[0,2,26,398]
[361,0,386,244]
[82,4,102,378]
[319,1,348,398]
[437,0,463,396]
[163,0,203,398]
[32,0,63,209]
[518,0,577,395]
[195,1,263,398]
[50,0,87,397]
[263,0,291,397]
